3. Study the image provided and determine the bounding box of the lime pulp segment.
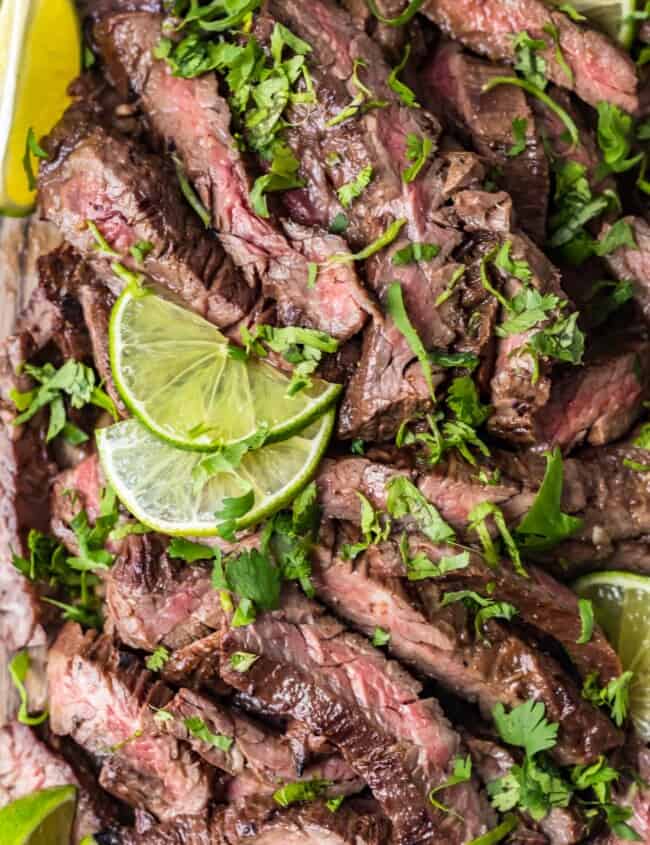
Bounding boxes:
[97,411,335,536]
[109,289,341,450]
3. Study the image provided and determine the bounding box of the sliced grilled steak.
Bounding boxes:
[220,587,488,844]
[47,622,212,821]
[420,0,640,113]
[601,217,650,323]
[421,42,549,243]
[102,800,390,845]
[93,11,372,341]
[534,335,650,452]
[312,537,622,764]
[39,104,254,329]
[105,534,225,651]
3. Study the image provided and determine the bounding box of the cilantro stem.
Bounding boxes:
[328,218,407,264]
[174,156,211,227]
[365,0,426,26]
[467,814,518,845]
[482,77,579,147]
[386,282,436,400]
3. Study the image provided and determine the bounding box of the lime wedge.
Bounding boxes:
[109,289,341,451]
[573,571,650,739]
[550,0,637,49]
[0,785,76,845]
[97,411,334,536]
[0,0,80,216]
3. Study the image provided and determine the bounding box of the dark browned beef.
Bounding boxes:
[312,536,622,764]
[92,12,373,341]
[220,588,488,844]
[78,283,126,417]
[601,217,650,323]
[47,622,212,821]
[420,0,641,113]
[102,800,391,845]
[534,335,650,452]
[420,42,549,243]
[39,105,254,329]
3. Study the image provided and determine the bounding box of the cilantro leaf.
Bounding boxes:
[577,598,594,645]
[582,671,634,727]
[429,755,472,815]
[184,716,233,752]
[386,476,455,543]
[496,288,561,337]
[372,627,391,647]
[215,489,254,538]
[392,242,440,266]
[492,699,559,758]
[469,501,525,576]
[168,538,215,563]
[23,127,48,192]
[273,779,332,808]
[232,597,257,627]
[447,376,491,427]
[250,143,304,218]
[512,30,548,89]
[174,155,211,227]
[403,133,434,183]
[225,549,282,611]
[493,241,533,283]
[428,349,478,371]
[129,240,154,264]
[146,646,170,672]
[558,3,587,21]
[327,58,387,127]
[529,312,585,366]
[488,757,571,821]
[404,546,469,581]
[596,220,638,256]
[441,590,518,641]
[386,281,437,400]
[329,218,407,265]
[329,212,349,234]
[507,117,528,157]
[342,493,391,560]
[597,102,644,175]
[337,165,373,208]
[230,651,260,672]
[516,448,583,551]
[366,0,426,26]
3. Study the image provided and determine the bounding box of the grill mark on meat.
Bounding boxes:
[312,536,622,764]
[92,11,373,341]
[39,104,254,329]
[219,586,487,844]
[420,0,641,114]
[47,622,212,821]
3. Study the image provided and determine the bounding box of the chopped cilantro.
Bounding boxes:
[434,266,466,307]
[366,0,426,26]
[528,312,585,367]
[428,349,479,370]
[371,627,391,647]
[386,476,455,543]
[558,3,587,21]
[386,281,437,400]
[337,165,374,208]
[403,133,434,183]
[387,44,419,107]
[392,242,440,265]
[328,218,407,265]
[429,755,472,815]
[494,241,533,283]
[215,489,255,539]
[146,646,170,672]
[174,155,211,227]
[597,102,644,175]
[329,212,349,234]
[441,590,518,641]
[350,438,365,455]
[273,778,332,807]
[507,117,528,157]
[595,220,638,256]
[184,716,233,752]
[342,493,391,560]
[543,22,573,84]
[512,30,548,88]
[327,59,387,127]
[87,220,119,257]
[582,671,634,727]
[230,651,260,672]
[469,501,525,576]
[23,127,48,192]
[447,376,491,428]
[250,143,304,218]
[516,448,583,551]
[129,240,154,264]
[168,538,215,562]
[403,543,470,580]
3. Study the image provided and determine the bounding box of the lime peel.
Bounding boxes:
[0,785,76,845]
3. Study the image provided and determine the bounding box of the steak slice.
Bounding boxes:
[103,800,390,845]
[104,534,226,651]
[47,622,212,821]
[421,42,549,243]
[39,104,254,329]
[420,0,640,113]
[312,537,622,764]
[601,217,650,324]
[160,688,362,800]
[93,11,372,341]
[220,587,488,844]
[534,335,650,452]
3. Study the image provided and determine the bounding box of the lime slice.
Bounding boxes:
[109,289,341,451]
[573,570,650,739]
[0,785,76,845]
[97,411,334,536]
[0,0,80,216]
[550,0,637,49]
